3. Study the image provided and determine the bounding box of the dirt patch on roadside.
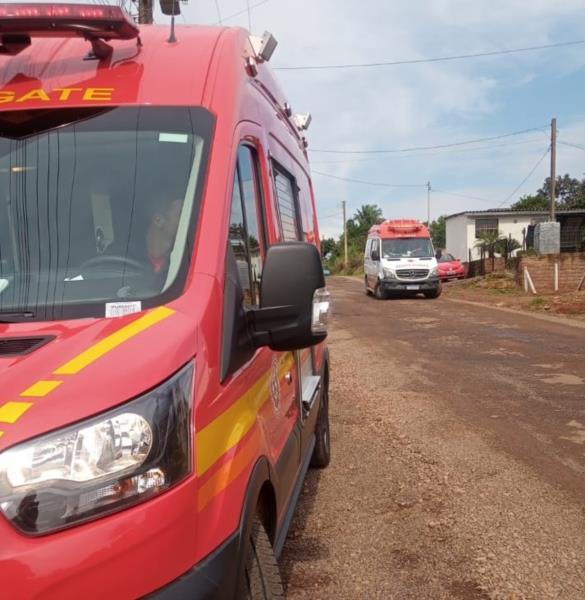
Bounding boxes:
[444,273,585,321]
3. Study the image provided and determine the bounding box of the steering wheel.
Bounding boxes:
[80,255,147,273]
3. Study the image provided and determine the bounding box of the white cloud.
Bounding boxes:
[167,0,585,238]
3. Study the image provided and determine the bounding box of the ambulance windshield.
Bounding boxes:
[382,238,434,259]
[0,106,214,321]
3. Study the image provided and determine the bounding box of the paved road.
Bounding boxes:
[281,276,585,599]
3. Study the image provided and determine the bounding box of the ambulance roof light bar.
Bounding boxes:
[0,3,140,59]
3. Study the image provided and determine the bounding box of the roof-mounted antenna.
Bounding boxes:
[160,0,180,43]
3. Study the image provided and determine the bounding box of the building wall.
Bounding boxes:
[445,214,468,260]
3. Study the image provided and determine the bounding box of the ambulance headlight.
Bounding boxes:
[0,363,193,535]
[430,266,439,277]
[383,268,396,279]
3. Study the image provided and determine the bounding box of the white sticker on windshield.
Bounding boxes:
[105,301,142,318]
[0,279,8,294]
[159,133,189,144]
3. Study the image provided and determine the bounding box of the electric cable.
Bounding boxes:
[310,127,546,155]
[275,39,585,71]
[312,170,426,188]
[497,146,550,208]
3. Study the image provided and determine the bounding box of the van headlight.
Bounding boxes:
[429,266,439,277]
[383,268,396,279]
[0,363,193,535]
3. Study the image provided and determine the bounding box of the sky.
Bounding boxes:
[155,0,585,238]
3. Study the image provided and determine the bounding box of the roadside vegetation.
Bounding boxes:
[321,204,446,276]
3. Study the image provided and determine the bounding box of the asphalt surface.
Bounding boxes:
[281,276,585,599]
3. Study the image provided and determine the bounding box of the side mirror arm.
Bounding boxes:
[248,305,299,348]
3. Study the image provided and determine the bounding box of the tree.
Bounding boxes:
[537,174,585,210]
[344,204,383,253]
[511,194,548,211]
[320,237,337,259]
[428,216,446,249]
[474,230,501,259]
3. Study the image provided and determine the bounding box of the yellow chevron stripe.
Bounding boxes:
[0,401,33,424]
[21,380,63,397]
[54,306,175,376]
[196,353,295,476]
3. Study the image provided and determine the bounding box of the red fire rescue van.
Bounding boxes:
[0,4,331,598]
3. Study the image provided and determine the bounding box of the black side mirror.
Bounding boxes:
[250,242,329,352]
[371,250,380,261]
[160,0,181,15]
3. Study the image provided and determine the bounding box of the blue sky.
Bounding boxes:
[154,0,585,238]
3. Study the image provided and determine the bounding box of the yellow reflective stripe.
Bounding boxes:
[21,380,63,397]
[0,401,33,424]
[196,353,295,476]
[197,373,270,475]
[54,307,175,376]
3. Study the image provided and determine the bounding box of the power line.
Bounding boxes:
[498,146,550,208]
[558,140,585,151]
[310,127,546,155]
[213,0,222,24]
[310,136,548,164]
[217,0,271,24]
[312,170,426,188]
[275,39,585,71]
[433,189,494,205]
[246,0,252,31]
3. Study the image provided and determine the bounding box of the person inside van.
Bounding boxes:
[104,195,183,283]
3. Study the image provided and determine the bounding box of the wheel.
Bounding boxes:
[311,382,331,469]
[374,282,386,299]
[242,517,284,599]
[424,286,442,299]
[365,276,372,296]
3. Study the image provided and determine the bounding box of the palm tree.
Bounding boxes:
[474,230,502,272]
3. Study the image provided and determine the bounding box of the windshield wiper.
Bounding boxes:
[0,311,35,322]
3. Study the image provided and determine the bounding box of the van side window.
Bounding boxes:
[273,165,301,241]
[365,239,371,257]
[371,239,380,258]
[228,147,265,307]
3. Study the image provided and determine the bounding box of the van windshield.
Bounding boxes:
[382,238,434,259]
[0,106,213,322]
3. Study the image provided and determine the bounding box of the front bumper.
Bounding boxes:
[0,479,239,600]
[380,276,441,292]
[148,533,240,600]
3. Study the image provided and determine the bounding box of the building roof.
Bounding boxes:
[445,209,585,220]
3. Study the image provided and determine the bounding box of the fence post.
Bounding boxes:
[525,267,537,295]
[577,271,585,292]
[554,262,559,292]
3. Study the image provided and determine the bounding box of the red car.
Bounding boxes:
[437,252,465,281]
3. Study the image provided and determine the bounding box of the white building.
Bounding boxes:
[445,209,585,261]
[445,210,547,262]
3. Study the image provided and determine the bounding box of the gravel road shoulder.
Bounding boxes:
[280,280,585,600]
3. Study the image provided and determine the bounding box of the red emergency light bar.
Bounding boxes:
[0,3,139,58]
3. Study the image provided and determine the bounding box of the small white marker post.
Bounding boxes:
[554,262,559,292]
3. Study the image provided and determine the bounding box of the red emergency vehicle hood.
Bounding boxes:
[0,304,197,450]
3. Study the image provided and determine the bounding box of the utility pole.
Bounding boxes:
[550,117,557,221]
[138,0,154,24]
[427,181,431,225]
[342,200,348,267]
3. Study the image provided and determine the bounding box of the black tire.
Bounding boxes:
[374,282,386,300]
[243,518,284,600]
[311,383,331,469]
[424,286,442,299]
